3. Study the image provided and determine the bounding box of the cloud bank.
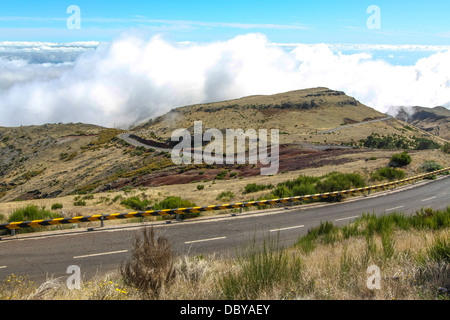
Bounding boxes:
[0,33,449,128]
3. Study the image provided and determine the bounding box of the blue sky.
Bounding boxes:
[0,0,449,44]
[0,1,449,127]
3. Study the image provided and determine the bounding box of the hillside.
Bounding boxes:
[0,87,448,213]
[134,87,388,144]
[393,106,450,140]
[0,123,174,202]
[133,87,446,148]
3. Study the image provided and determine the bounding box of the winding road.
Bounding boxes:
[317,116,393,134]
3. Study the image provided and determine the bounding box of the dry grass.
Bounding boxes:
[1,88,448,221]
[119,227,176,299]
[0,147,448,229]
[134,88,444,150]
[2,209,449,300]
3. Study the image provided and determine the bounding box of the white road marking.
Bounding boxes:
[334,216,359,222]
[185,236,226,244]
[270,225,304,232]
[386,206,404,212]
[73,250,128,259]
[421,196,436,202]
[0,266,6,269]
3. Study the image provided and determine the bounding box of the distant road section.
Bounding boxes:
[317,116,393,134]
[117,132,240,163]
[118,132,171,152]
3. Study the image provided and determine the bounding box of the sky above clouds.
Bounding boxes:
[0,1,449,128]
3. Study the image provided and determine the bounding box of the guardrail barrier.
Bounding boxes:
[1,167,448,233]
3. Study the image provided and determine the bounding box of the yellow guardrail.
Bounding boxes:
[1,167,448,232]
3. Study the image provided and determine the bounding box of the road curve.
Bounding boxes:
[117,132,172,152]
[0,175,449,284]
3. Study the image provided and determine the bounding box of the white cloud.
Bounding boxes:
[0,32,449,128]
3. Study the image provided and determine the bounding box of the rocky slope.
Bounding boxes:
[0,88,446,203]
[394,106,450,140]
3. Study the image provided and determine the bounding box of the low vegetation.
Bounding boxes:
[119,228,176,299]
[371,167,406,182]
[59,152,78,162]
[0,205,63,235]
[82,128,124,150]
[243,183,274,194]
[362,133,441,151]
[389,151,412,168]
[120,196,151,211]
[443,142,450,154]
[216,191,235,202]
[153,196,198,219]
[269,172,366,201]
[50,203,63,210]
[2,207,449,300]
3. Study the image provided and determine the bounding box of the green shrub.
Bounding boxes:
[121,196,150,211]
[371,167,406,181]
[243,183,274,194]
[419,161,443,173]
[196,185,205,190]
[214,170,228,180]
[362,133,440,150]
[316,172,366,193]
[413,137,441,150]
[216,191,235,202]
[8,205,62,223]
[154,196,198,219]
[51,203,63,210]
[426,237,450,263]
[270,175,320,198]
[268,172,365,201]
[363,133,412,149]
[73,200,86,206]
[389,151,412,167]
[443,142,450,154]
[154,196,196,210]
[5,205,63,234]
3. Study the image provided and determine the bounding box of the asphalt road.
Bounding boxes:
[317,116,393,134]
[0,175,449,285]
[118,132,172,152]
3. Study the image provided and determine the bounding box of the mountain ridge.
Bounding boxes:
[0,87,447,206]
[393,106,450,140]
